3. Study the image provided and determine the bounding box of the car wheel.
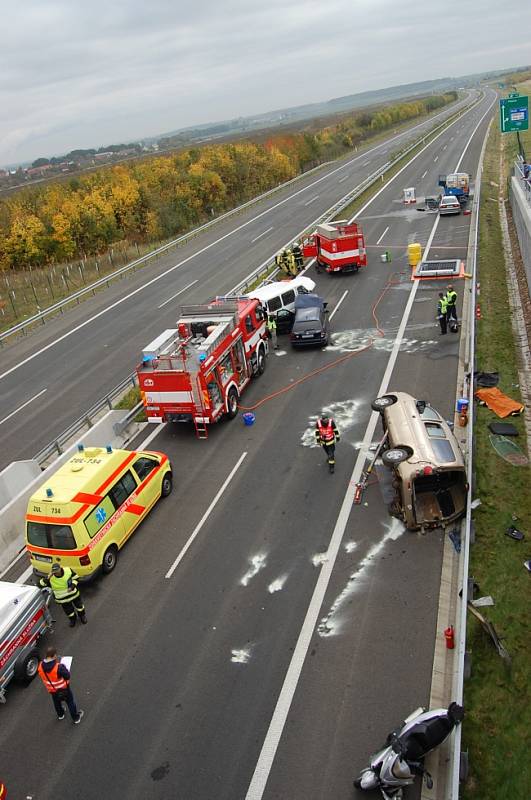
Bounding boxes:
[161,473,173,497]
[102,545,118,574]
[14,648,40,684]
[226,387,239,420]
[257,347,266,375]
[382,446,413,466]
[371,395,397,412]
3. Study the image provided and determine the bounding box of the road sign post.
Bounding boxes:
[499,95,529,133]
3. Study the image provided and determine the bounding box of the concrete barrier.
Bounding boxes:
[0,411,125,574]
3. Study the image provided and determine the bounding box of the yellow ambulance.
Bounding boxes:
[25,445,172,579]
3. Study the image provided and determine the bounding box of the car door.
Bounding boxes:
[276,308,294,334]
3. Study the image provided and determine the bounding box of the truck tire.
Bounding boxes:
[226,388,239,420]
[102,545,118,574]
[14,648,40,684]
[257,346,266,375]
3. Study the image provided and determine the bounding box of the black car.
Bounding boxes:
[289,293,329,348]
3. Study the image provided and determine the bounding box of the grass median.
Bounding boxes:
[461,114,531,799]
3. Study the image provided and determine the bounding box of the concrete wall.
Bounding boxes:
[0,411,125,574]
[0,461,42,509]
[510,173,531,296]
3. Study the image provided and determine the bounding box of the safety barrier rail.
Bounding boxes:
[33,373,138,465]
[514,156,531,204]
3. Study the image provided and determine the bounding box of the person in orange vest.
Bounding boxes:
[315,415,340,473]
[0,779,7,798]
[38,646,84,724]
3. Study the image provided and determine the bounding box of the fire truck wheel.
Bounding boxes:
[226,388,239,419]
[14,648,40,684]
[161,473,173,497]
[102,545,118,574]
[257,347,266,375]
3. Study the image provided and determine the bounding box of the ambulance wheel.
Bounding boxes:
[382,446,413,466]
[161,473,173,497]
[371,394,397,412]
[257,347,266,375]
[226,388,239,419]
[102,545,118,574]
[14,648,40,684]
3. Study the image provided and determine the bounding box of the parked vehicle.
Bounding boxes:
[302,220,367,273]
[247,275,315,317]
[137,297,268,437]
[0,581,53,702]
[354,702,464,799]
[290,293,330,347]
[438,195,461,216]
[371,392,467,531]
[438,172,470,204]
[25,446,172,580]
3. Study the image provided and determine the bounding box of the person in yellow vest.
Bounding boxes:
[266,312,278,350]
[445,285,458,332]
[38,646,84,723]
[40,563,87,627]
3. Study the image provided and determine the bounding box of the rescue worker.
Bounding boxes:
[275,252,283,270]
[38,646,84,723]
[266,313,278,350]
[292,242,304,270]
[40,563,87,627]
[437,292,448,335]
[445,285,458,331]
[280,249,290,275]
[315,415,340,473]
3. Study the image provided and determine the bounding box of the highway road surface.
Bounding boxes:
[0,89,496,799]
[0,91,475,469]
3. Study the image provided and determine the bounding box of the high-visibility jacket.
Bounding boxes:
[437,297,448,318]
[267,317,277,332]
[316,419,339,444]
[40,567,80,604]
[38,660,69,694]
[445,290,457,308]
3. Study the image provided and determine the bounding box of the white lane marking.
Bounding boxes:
[16,565,34,584]
[157,279,198,309]
[363,160,371,166]
[434,156,439,162]
[244,176,447,800]
[240,553,268,586]
[0,388,47,426]
[443,144,447,150]
[421,170,428,180]
[329,290,348,321]
[338,175,349,183]
[376,226,389,245]
[0,97,477,384]
[165,451,247,578]
[304,195,319,206]
[251,227,274,244]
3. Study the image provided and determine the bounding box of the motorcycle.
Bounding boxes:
[353,702,464,799]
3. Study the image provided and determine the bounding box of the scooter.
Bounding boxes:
[353,702,464,799]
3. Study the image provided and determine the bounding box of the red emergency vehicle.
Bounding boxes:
[136,297,268,437]
[302,220,367,274]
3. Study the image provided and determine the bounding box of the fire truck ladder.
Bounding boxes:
[191,373,208,439]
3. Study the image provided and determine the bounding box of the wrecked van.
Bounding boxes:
[372,392,467,531]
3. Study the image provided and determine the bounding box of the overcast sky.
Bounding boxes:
[0,0,529,167]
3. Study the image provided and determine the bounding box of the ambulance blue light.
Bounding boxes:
[77,444,85,453]
[106,445,112,453]
[46,488,53,498]
[198,353,207,363]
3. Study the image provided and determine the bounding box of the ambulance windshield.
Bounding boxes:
[27,522,77,550]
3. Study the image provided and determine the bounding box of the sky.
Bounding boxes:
[0,0,529,167]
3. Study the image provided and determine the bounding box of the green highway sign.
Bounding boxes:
[499,95,529,133]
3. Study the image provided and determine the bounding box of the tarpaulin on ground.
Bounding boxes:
[475,387,524,417]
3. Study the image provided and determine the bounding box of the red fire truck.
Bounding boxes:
[302,220,367,273]
[136,297,268,437]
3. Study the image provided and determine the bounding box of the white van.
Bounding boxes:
[248,276,315,317]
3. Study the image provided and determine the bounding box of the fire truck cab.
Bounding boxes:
[137,297,268,437]
[302,220,367,274]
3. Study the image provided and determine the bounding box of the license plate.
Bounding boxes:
[33,553,52,563]
[302,333,314,338]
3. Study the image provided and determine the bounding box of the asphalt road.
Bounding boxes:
[0,91,477,469]
[1,89,497,800]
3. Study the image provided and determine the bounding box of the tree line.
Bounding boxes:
[0,93,456,271]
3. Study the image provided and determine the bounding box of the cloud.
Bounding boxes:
[0,0,528,164]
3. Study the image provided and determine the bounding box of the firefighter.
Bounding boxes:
[315,415,340,473]
[292,242,304,271]
[445,285,458,332]
[40,563,87,627]
[266,313,278,350]
[275,252,283,270]
[437,292,448,335]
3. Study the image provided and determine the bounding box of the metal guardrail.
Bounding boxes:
[33,373,138,465]
[0,161,333,346]
[112,400,144,437]
[514,156,531,204]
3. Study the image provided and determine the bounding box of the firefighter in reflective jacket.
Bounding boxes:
[315,416,340,473]
[292,242,304,270]
[445,285,458,331]
[40,563,87,627]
